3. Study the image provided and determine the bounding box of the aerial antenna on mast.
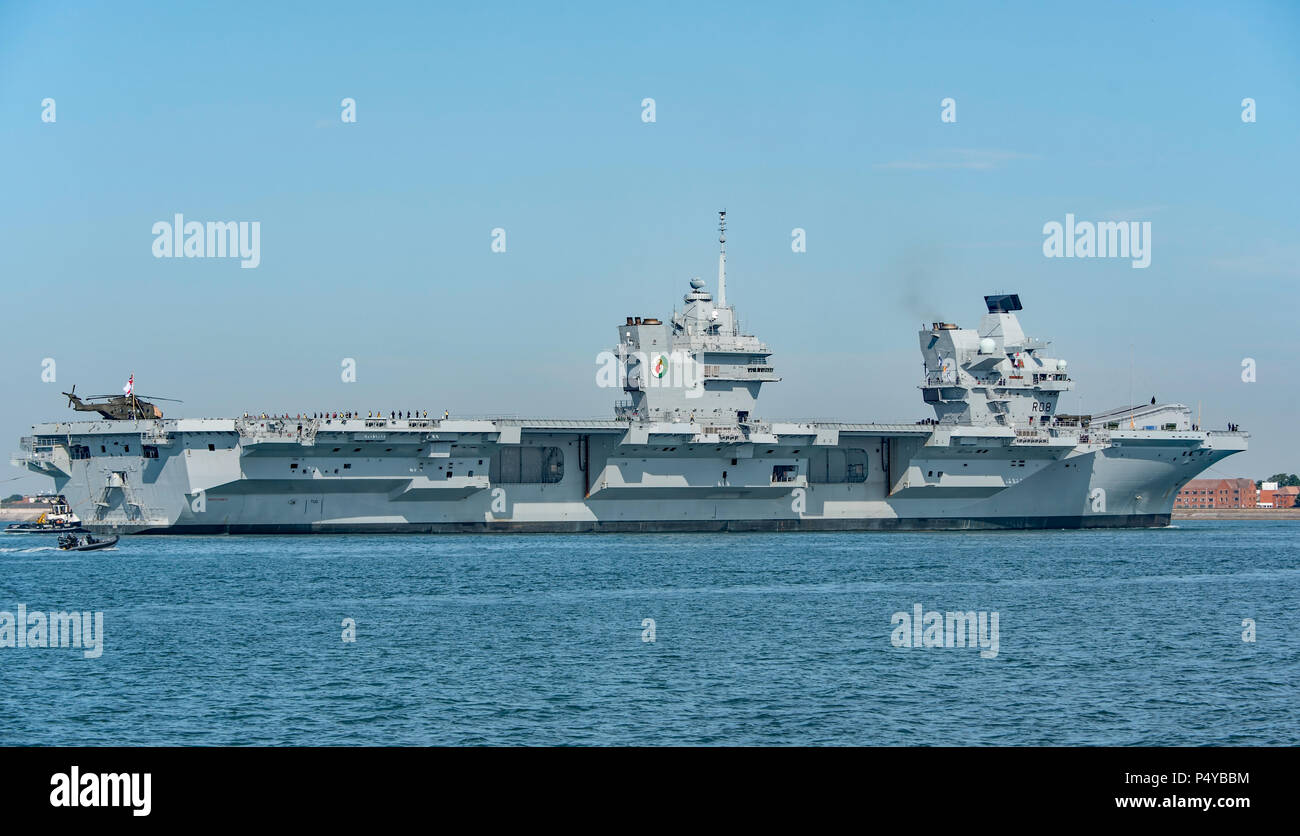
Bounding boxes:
[717,209,727,307]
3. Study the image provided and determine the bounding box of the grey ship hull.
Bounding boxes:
[108,516,1173,534]
[16,415,1246,535]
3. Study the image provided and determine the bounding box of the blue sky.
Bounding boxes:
[1,0,1297,493]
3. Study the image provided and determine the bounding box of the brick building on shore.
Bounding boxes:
[1258,484,1300,509]
[1173,478,1259,509]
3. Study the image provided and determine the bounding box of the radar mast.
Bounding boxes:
[716,209,727,308]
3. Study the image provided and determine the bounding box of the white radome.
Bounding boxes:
[979,337,995,354]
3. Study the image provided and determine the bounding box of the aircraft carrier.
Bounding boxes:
[14,213,1247,534]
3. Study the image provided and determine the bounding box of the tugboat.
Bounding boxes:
[3,497,86,534]
[57,532,119,552]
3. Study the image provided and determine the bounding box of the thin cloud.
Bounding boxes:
[943,240,1025,250]
[1210,250,1300,279]
[875,149,1037,171]
[1101,206,1168,220]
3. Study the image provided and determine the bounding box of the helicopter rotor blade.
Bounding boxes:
[136,395,183,402]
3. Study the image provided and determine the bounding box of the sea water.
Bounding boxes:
[1,521,1295,745]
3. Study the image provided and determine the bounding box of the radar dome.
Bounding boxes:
[979,337,995,354]
[689,277,705,289]
[1056,359,1067,371]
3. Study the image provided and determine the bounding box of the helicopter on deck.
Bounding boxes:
[61,383,182,420]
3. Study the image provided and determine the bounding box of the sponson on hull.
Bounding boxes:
[14,212,1247,533]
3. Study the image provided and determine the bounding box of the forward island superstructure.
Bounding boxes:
[14,213,1247,533]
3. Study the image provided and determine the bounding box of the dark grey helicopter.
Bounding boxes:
[61,384,182,420]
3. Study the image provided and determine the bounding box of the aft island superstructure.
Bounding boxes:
[15,213,1247,533]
